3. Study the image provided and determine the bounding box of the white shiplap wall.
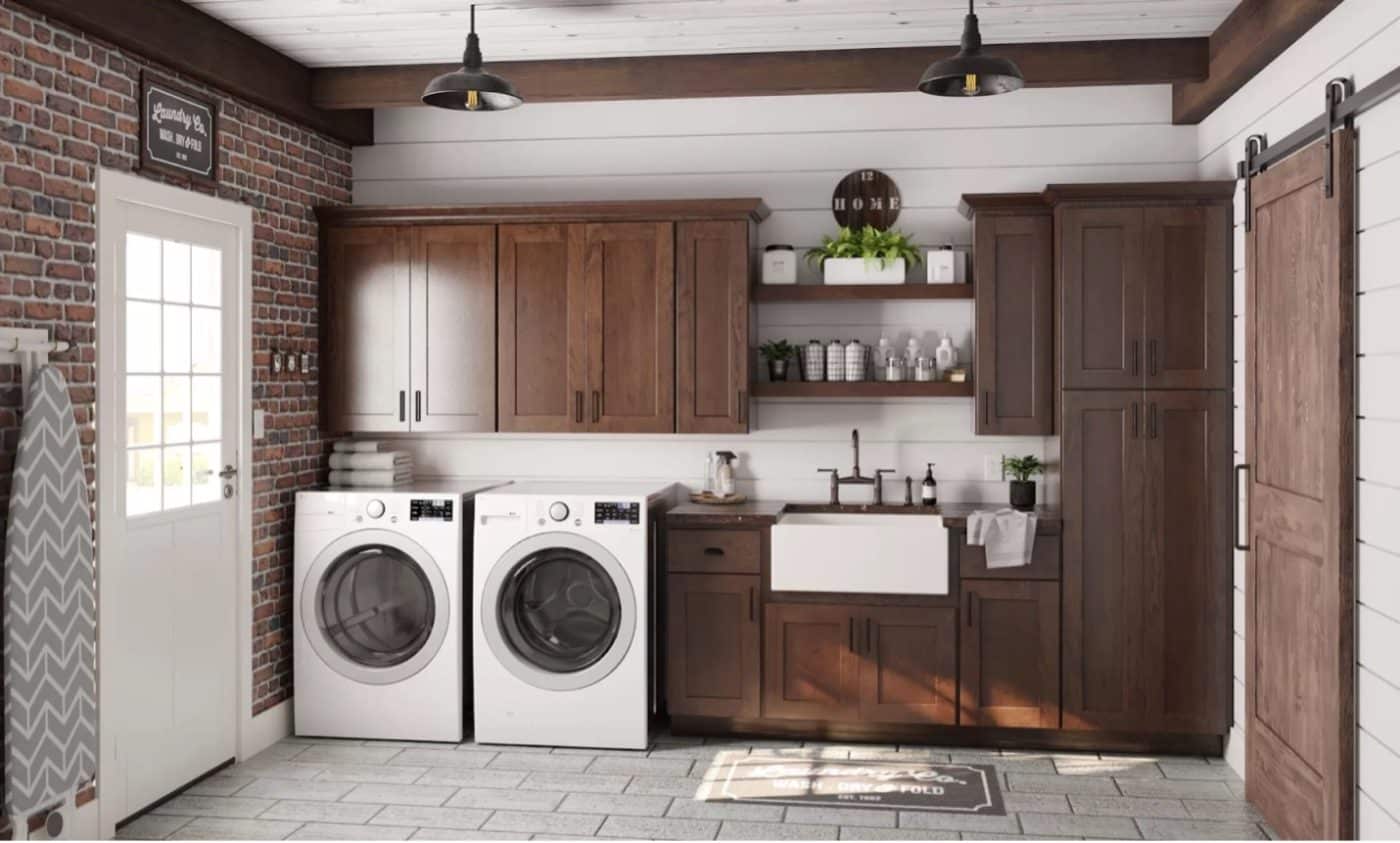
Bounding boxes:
[354,84,1198,503]
[1195,0,1400,834]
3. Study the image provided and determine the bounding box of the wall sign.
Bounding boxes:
[832,169,901,229]
[140,73,218,184]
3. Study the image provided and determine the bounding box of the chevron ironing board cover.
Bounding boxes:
[2,366,96,818]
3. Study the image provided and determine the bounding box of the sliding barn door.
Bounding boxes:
[1244,130,1355,840]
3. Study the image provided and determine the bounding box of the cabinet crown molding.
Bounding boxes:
[1041,181,1236,205]
[958,193,1051,220]
[316,198,771,227]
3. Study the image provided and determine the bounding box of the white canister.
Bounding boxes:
[927,247,967,284]
[825,340,847,382]
[762,245,798,285]
[935,336,960,375]
[844,339,868,382]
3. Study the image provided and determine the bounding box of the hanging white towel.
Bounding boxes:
[967,508,1038,568]
[329,451,413,471]
[332,439,387,453]
[329,469,414,487]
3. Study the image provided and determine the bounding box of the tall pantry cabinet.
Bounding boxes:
[1053,183,1234,738]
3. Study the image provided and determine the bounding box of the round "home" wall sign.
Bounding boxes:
[831,169,901,229]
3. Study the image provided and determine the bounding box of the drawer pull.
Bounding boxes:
[748,587,755,623]
[703,547,725,556]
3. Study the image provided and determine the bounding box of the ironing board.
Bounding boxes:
[3,366,95,836]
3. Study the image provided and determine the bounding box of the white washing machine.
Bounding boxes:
[294,481,502,742]
[473,482,674,750]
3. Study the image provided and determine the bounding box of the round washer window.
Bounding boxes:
[498,547,621,674]
[317,544,435,669]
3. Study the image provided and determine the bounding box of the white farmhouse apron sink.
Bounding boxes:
[770,512,948,595]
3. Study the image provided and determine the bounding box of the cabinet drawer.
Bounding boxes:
[957,534,1061,580]
[668,529,762,575]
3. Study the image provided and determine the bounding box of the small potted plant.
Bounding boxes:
[805,225,923,285]
[759,339,796,382]
[1001,455,1046,511]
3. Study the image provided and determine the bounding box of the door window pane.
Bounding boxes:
[127,301,161,373]
[191,376,220,442]
[191,307,220,374]
[163,377,190,444]
[126,234,162,300]
[163,304,191,373]
[127,449,160,516]
[163,446,190,509]
[191,246,221,307]
[162,240,190,303]
[127,376,160,447]
[191,443,221,504]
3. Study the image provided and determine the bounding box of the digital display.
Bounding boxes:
[410,499,454,521]
[594,501,640,525]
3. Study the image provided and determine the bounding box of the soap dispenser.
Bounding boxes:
[715,451,738,497]
[921,463,938,506]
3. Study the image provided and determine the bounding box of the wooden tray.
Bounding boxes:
[689,492,749,506]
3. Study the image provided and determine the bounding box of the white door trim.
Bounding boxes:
[95,169,255,838]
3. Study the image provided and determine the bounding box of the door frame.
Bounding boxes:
[95,168,255,837]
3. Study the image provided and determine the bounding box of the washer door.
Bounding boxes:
[481,532,636,691]
[302,530,450,686]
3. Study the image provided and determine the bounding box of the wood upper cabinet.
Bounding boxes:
[965,197,1054,435]
[1059,206,1146,391]
[498,223,586,432]
[1143,206,1231,390]
[584,222,676,433]
[960,580,1059,728]
[677,220,751,433]
[763,603,859,721]
[322,225,412,432]
[667,574,760,719]
[410,225,497,432]
[858,606,957,725]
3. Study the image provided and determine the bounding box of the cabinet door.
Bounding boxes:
[498,224,587,432]
[960,581,1060,728]
[322,225,412,432]
[1060,207,1146,390]
[1142,390,1231,734]
[857,606,957,725]
[410,225,496,432]
[975,212,1054,435]
[677,220,750,434]
[1143,206,1232,390]
[666,574,760,719]
[763,604,858,721]
[583,222,676,433]
[1061,390,1149,731]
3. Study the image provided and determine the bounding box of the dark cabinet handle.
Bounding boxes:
[1149,402,1159,439]
[848,617,854,652]
[737,391,747,425]
[865,617,872,654]
[1149,340,1159,377]
[1132,402,1139,439]
[592,390,601,423]
[702,547,725,556]
[983,391,992,425]
[966,593,978,627]
[415,390,422,422]
[398,390,406,423]
[575,391,583,424]
[1234,464,1251,551]
[748,587,755,623]
[1131,340,1141,376]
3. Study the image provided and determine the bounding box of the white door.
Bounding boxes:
[98,172,245,823]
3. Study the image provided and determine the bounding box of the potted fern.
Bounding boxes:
[805,225,922,285]
[759,339,796,382]
[1002,455,1046,511]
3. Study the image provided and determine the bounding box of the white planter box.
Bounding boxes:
[822,257,906,285]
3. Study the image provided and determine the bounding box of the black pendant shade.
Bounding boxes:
[422,5,523,112]
[918,0,1024,98]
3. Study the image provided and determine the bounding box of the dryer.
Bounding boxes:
[472,482,674,750]
[293,481,500,742]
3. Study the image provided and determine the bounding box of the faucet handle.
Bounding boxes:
[875,469,897,478]
[873,469,896,506]
[817,468,840,475]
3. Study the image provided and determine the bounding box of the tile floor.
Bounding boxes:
[118,732,1273,841]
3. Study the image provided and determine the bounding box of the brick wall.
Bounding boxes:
[0,0,351,715]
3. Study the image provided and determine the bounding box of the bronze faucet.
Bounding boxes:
[817,429,896,505]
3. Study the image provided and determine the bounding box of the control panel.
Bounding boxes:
[410,499,455,522]
[594,501,641,525]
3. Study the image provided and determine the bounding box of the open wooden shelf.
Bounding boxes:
[751,380,974,399]
[753,283,973,302]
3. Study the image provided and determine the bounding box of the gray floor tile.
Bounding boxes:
[371,805,493,831]
[1055,758,1164,778]
[259,799,382,824]
[519,771,632,794]
[961,833,1081,841]
[238,778,354,802]
[284,737,367,745]
[783,806,897,828]
[445,785,566,812]
[1003,793,1072,814]
[488,752,595,773]
[391,748,496,769]
[588,755,696,776]
[896,810,1021,834]
[289,823,415,840]
[314,764,430,785]
[470,742,555,754]
[248,743,308,763]
[718,820,840,840]
[1157,763,1244,782]
[410,830,526,840]
[174,817,302,840]
[597,816,721,840]
[627,775,707,798]
[558,791,675,817]
[229,761,326,782]
[1068,795,1189,819]
[150,795,276,819]
[972,757,1059,775]
[837,827,958,840]
[1006,772,1120,795]
[666,798,785,822]
[482,810,606,836]
[417,768,528,789]
[885,747,951,762]
[116,814,193,840]
[1117,778,1237,800]
[341,782,458,807]
[295,745,404,765]
[648,743,749,761]
[1136,818,1267,839]
[1183,799,1266,822]
[185,775,254,797]
[1020,811,1142,838]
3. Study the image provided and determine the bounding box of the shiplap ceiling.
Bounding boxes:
[185,0,1243,67]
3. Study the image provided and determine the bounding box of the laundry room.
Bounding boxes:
[2,0,1399,841]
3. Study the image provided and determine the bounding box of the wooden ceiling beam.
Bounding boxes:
[1172,0,1346,124]
[20,0,373,145]
[310,38,1209,111]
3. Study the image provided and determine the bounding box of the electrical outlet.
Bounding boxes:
[253,409,266,441]
[983,455,1004,482]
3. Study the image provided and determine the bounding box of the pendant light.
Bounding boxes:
[918,0,1024,98]
[422,5,523,112]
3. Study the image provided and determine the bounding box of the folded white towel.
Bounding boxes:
[967,508,1038,568]
[333,440,387,453]
[329,469,414,487]
[329,451,412,471]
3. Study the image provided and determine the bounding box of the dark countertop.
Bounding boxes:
[667,501,1060,533]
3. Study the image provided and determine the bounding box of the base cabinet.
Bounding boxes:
[667,574,760,719]
[762,604,859,721]
[959,580,1060,728]
[858,606,958,725]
